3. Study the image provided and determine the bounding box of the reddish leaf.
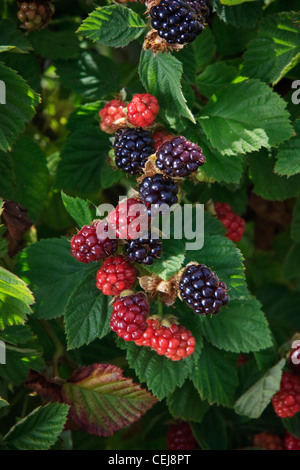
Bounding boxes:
[24,370,63,403]
[62,363,158,437]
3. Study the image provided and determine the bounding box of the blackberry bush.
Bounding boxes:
[2,0,300,453]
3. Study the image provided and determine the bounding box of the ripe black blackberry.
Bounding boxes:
[156,136,205,177]
[179,263,229,315]
[150,0,205,45]
[139,174,178,213]
[114,127,155,175]
[125,235,162,265]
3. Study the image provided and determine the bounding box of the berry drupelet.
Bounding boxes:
[179,263,229,316]
[114,127,155,175]
[167,422,198,450]
[214,202,246,243]
[107,198,149,240]
[156,136,205,177]
[253,432,283,451]
[110,292,150,342]
[153,130,175,151]
[17,1,53,31]
[139,174,178,213]
[125,235,162,265]
[150,0,205,45]
[127,94,160,128]
[284,432,300,450]
[272,371,300,418]
[99,99,126,134]
[70,221,118,264]
[134,317,196,361]
[96,255,137,296]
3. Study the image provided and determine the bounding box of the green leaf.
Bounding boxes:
[212,0,263,29]
[248,150,300,201]
[62,364,157,437]
[17,237,96,320]
[196,131,245,184]
[144,238,186,281]
[243,12,300,85]
[0,396,8,409]
[200,297,272,353]
[275,118,300,177]
[1,51,40,92]
[191,408,228,450]
[213,15,256,59]
[64,270,111,350]
[0,344,44,385]
[29,29,80,60]
[167,380,209,423]
[192,342,238,407]
[192,27,216,71]
[139,50,195,123]
[0,136,49,221]
[100,165,124,189]
[282,413,300,439]
[283,243,300,281]
[61,192,96,227]
[0,19,31,53]
[66,101,102,133]
[55,126,110,194]
[2,403,69,450]
[221,0,258,4]
[198,79,293,156]
[55,51,120,100]
[234,359,285,419]
[78,5,146,48]
[0,266,34,330]
[185,234,248,301]
[0,62,39,152]
[291,197,300,244]
[196,62,238,98]
[125,342,193,400]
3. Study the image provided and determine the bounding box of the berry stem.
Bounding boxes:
[157,294,164,317]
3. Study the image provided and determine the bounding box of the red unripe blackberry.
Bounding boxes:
[114,127,155,175]
[167,422,198,450]
[179,263,229,316]
[127,94,160,128]
[289,341,300,374]
[284,432,300,450]
[96,255,137,296]
[99,99,126,134]
[153,130,175,151]
[110,292,150,341]
[134,317,196,361]
[253,432,283,450]
[272,371,300,418]
[70,221,118,264]
[156,136,205,177]
[107,198,149,240]
[214,203,245,243]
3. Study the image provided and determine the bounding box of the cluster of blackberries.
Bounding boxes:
[149,0,209,45]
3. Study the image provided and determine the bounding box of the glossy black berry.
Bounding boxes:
[139,174,178,213]
[179,263,229,315]
[125,235,162,265]
[114,127,155,175]
[150,0,205,45]
[156,136,205,177]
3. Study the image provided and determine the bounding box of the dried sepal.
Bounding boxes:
[143,29,184,54]
[139,273,180,306]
